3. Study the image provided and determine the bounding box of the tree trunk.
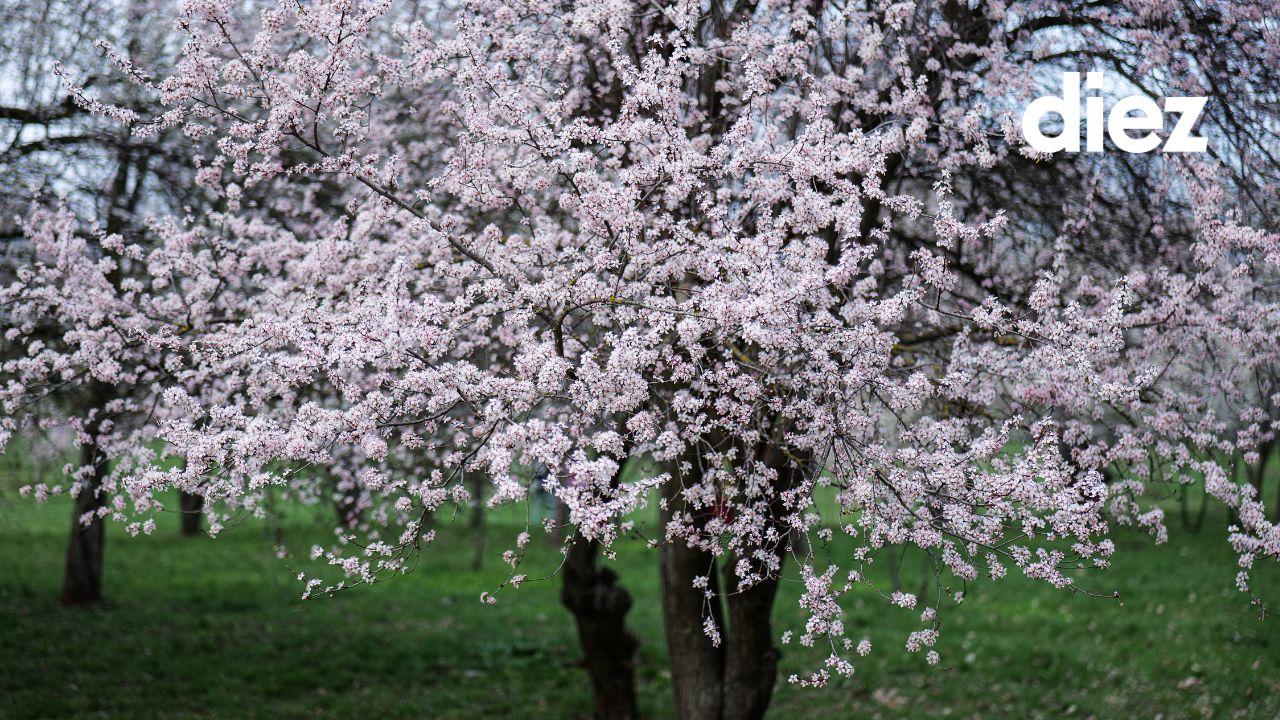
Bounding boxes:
[721,443,796,720]
[471,473,486,570]
[331,474,364,531]
[1248,440,1275,522]
[550,497,570,546]
[1179,482,1209,532]
[657,441,801,720]
[61,440,106,605]
[721,547,784,720]
[561,534,640,720]
[659,468,726,720]
[179,491,202,536]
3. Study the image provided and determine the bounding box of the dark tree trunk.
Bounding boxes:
[659,468,726,720]
[179,491,202,536]
[471,473,486,570]
[721,547,784,720]
[61,441,106,605]
[334,489,362,530]
[657,441,802,720]
[561,534,640,720]
[550,497,570,545]
[1274,455,1280,523]
[1248,455,1266,498]
[1225,455,1243,528]
[1179,482,1209,532]
[1247,440,1274,521]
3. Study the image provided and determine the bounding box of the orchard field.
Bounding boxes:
[3,453,1278,720]
[5,1,1280,719]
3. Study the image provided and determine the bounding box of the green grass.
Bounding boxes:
[1,459,1278,719]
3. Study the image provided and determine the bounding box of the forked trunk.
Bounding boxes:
[659,538,785,720]
[659,478,726,719]
[561,534,640,720]
[1179,482,1209,532]
[657,442,799,720]
[61,441,106,605]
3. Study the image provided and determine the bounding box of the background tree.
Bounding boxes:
[0,0,217,602]
[3,1,1279,718]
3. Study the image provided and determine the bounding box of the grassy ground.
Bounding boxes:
[1,457,1279,719]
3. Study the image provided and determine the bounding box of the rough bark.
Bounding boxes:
[61,440,106,605]
[721,548,784,720]
[179,491,202,536]
[719,443,800,720]
[561,534,640,720]
[659,469,726,720]
[657,440,802,720]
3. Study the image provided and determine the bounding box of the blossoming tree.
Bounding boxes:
[4,0,1280,718]
[0,0,226,603]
